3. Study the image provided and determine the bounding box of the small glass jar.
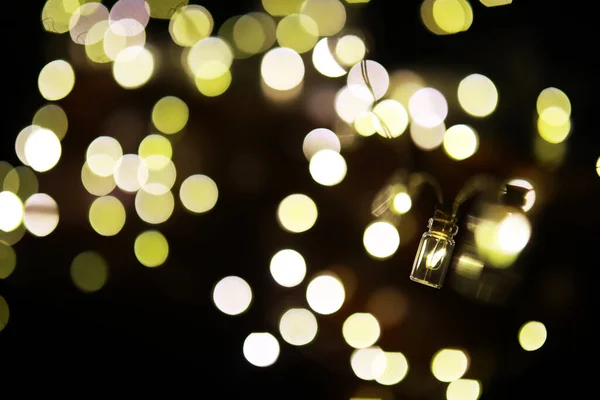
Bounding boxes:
[410,210,458,289]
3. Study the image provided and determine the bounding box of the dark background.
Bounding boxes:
[1,0,597,398]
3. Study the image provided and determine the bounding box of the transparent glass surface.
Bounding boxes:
[410,232,455,289]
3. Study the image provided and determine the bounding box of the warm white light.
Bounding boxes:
[212,276,253,316]
[279,308,318,346]
[309,149,347,186]
[306,274,345,315]
[270,249,307,288]
[24,128,62,172]
[0,192,24,232]
[363,221,400,259]
[243,332,280,367]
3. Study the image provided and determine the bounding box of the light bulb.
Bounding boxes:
[410,208,458,289]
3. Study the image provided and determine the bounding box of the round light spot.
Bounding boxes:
[335,34,366,67]
[376,352,409,386]
[0,243,17,279]
[276,14,319,54]
[113,154,149,192]
[70,251,109,293]
[306,274,345,315]
[33,104,68,141]
[134,230,169,268]
[138,134,173,166]
[279,308,318,346]
[213,276,252,315]
[363,221,400,259]
[351,346,387,381]
[151,96,189,134]
[392,192,412,214]
[0,192,24,233]
[23,193,59,237]
[135,190,175,225]
[410,121,445,150]
[342,312,381,349]
[195,69,232,97]
[179,174,218,214]
[443,124,478,161]
[270,249,306,288]
[113,46,154,89]
[89,196,126,236]
[431,349,469,382]
[261,47,305,91]
[243,332,280,367]
[373,99,409,138]
[312,38,346,78]
[187,36,233,80]
[277,194,318,233]
[334,85,374,124]
[24,128,62,172]
[536,87,571,120]
[348,60,389,100]
[86,136,123,177]
[457,73,498,117]
[447,379,482,400]
[169,5,214,47]
[518,320,547,351]
[309,149,347,186]
[409,87,448,128]
[38,60,75,101]
[303,128,341,161]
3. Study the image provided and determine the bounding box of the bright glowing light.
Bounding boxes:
[363,221,400,259]
[518,321,547,351]
[243,332,280,367]
[431,349,469,382]
[342,313,381,349]
[306,274,345,315]
[270,249,306,288]
[0,192,24,232]
[24,128,62,172]
[213,276,252,316]
[279,308,318,346]
[309,149,347,186]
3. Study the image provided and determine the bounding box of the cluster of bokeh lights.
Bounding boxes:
[0,0,584,398]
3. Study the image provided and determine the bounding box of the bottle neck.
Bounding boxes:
[427,207,458,238]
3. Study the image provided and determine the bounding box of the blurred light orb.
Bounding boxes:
[152,96,189,135]
[443,124,478,160]
[233,14,269,55]
[447,379,482,400]
[409,87,448,128]
[169,5,214,47]
[335,34,366,67]
[279,308,318,346]
[134,230,169,267]
[138,134,173,167]
[69,2,109,44]
[537,115,571,144]
[457,73,498,117]
[113,154,149,192]
[179,174,218,214]
[113,46,154,89]
[243,332,280,367]
[342,312,381,349]
[0,242,17,279]
[146,0,190,19]
[312,38,346,78]
[0,296,9,332]
[300,0,347,37]
[141,156,177,195]
[0,192,24,233]
[596,156,600,177]
[389,69,427,108]
[15,126,39,166]
[376,352,410,386]
[103,21,147,61]
[213,276,253,315]
[354,111,378,137]
[88,196,126,236]
[70,251,109,293]
[363,221,400,259]
[306,274,345,315]
[24,128,62,173]
[23,193,59,237]
[270,249,306,288]
[335,85,373,124]
[81,162,116,196]
[42,0,75,34]
[38,60,75,101]
[431,349,469,382]
[86,136,123,177]
[135,190,175,225]
[536,87,571,122]
[277,194,318,233]
[309,150,347,186]
[497,213,531,254]
[187,36,233,80]
[302,128,341,161]
[277,13,319,54]
[351,346,387,381]
[432,0,473,34]
[508,179,536,212]
[261,47,305,91]
[392,192,412,214]
[195,70,233,97]
[348,60,389,100]
[410,121,445,150]
[261,0,304,17]
[33,104,68,141]
[518,321,547,351]
[110,0,150,36]
[373,99,409,138]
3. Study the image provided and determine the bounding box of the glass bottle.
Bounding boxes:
[410,208,458,289]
